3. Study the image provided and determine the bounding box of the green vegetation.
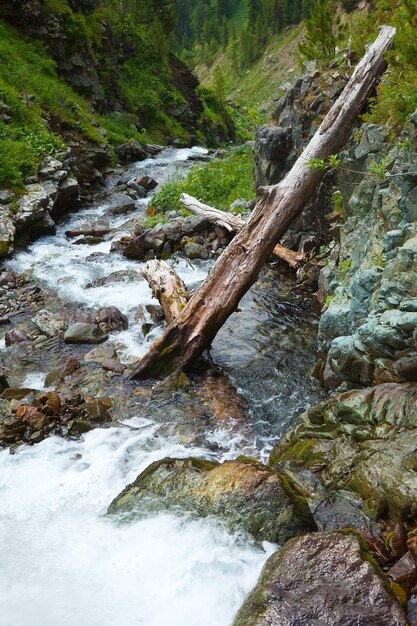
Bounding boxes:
[0,19,99,189]
[298,0,345,61]
[150,144,255,214]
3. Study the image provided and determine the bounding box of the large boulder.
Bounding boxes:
[233,532,407,626]
[270,383,417,521]
[108,457,316,544]
[115,140,148,164]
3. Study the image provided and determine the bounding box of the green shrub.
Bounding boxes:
[150,144,255,213]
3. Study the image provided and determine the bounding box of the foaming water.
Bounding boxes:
[0,146,322,625]
[0,427,271,626]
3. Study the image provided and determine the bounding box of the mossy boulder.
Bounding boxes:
[270,383,417,521]
[233,531,407,626]
[108,457,316,543]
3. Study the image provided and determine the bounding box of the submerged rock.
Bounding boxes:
[233,532,407,626]
[108,457,316,543]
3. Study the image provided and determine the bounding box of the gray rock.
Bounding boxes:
[31,310,67,337]
[115,140,148,164]
[64,323,108,344]
[107,193,136,215]
[0,210,16,258]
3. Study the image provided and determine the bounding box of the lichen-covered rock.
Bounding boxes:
[108,457,316,543]
[319,119,417,388]
[233,532,407,626]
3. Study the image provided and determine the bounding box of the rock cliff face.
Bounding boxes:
[319,120,417,389]
[253,65,417,391]
[1,0,108,108]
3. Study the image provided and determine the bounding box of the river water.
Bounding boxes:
[0,148,322,626]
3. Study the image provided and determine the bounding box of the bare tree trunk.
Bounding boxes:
[181,193,306,268]
[130,26,395,380]
[141,260,189,325]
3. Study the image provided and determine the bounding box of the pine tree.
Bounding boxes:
[298,0,338,60]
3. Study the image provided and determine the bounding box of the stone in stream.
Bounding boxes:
[5,329,28,346]
[31,310,68,338]
[115,140,148,163]
[107,193,136,215]
[44,356,81,385]
[232,532,407,626]
[95,306,128,332]
[84,345,117,364]
[135,175,158,191]
[108,457,316,544]
[64,323,108,344]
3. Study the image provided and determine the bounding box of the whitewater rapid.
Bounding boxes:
[0,147,276,626]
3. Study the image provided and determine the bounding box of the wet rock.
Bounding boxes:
[16,405,49,430]
[270,383,417,521]
[108,457,316,544]
[84,345,117,364]
[5,329,28,346]
[44,357,81,386]
[388,552,417,593]
[95,306,128,332]
[152,370,191,401]
[2,388,34,401]
[64,323,108,344]
[67,419,92,434]
[0,210,15,258]
[115,140,148,164]
[145,304,164,324]
[0,371,9,394]
[107,193,136,215]
[394,354,417,381]
[85,398,112,423]
[182,242,209,259]
[101,359,125,374]
[0,270,16,287]
[136,175,158,191]
[85,269,140,289]
[31,310,67,337]
[51,177,79,219]
[233,532,407,626]
[36,391,61,415]
[0,416,26,442]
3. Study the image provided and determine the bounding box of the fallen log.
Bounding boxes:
[181,193,306,268]
[180,193,245,232]
[65,228,113,238]
[130,26,395,380]
[141,260,189,325]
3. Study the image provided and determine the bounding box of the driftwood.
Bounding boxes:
[181,193,306,268]
[141,260,189,325]
[180,193,245,232]
[130,26,396,380]
[65,228,113,238]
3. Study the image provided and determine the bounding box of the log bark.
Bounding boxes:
[181,193,306,268]
[272,243,307,269]
[141,260,189,325]
[130,26,395,380]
